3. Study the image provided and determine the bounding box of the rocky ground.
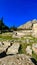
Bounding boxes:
[0,22,37,65]
[0,54,35,65]
[0,32,37,65]
[0,18,37,65]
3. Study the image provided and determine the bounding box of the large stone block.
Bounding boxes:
[0,54,35,65]
[6,43,20,54]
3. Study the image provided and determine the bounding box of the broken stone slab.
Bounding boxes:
[32,43,37,54]
[26,46,32,56]
[6,43,20,54]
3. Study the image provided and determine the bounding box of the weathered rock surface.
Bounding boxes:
[0,41,10,54]
[18,19,37,30]
[0,41,20,55]
[0,46,7,54]
[32,43,37,54]
[0,54,35,65]
[18,21,32,29]
[26,46,32,56]
[18,19,37,38]
[6,43,20,54]
[3,41,10,47]
[32,23,37,38]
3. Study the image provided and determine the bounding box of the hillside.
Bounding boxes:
[18,19,37,30]
[0,19,37,65]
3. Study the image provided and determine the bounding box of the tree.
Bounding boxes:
[10,25,17,31]
[0,17,9,33]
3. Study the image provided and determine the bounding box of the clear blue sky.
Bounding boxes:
[0,0,37,27]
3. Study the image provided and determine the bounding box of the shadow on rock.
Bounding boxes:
[0,43,13,58]
[30,58,37,65]
[0,51,14,58]
[0,51,7,58]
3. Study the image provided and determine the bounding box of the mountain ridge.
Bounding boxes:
[18,19,37,30]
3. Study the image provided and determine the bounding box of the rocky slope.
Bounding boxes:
[18,19,37,30]
[0,19,37,65]
[0,38,37,65]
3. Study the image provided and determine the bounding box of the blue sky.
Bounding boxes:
[0,0,37,27]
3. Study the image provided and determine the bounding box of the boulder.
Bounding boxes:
[6,43,20,54]
[32,43,37,54]
[26,46,32,56]
[0,54,35,65]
